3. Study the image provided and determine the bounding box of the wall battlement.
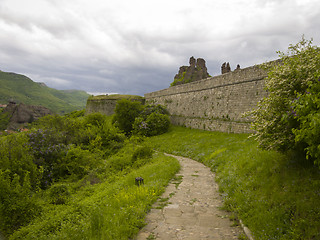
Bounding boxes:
[145,64,269,133]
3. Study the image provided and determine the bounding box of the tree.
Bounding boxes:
[112,99,143,135]
[250,37,320,166]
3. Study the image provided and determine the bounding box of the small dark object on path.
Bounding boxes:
[135,177,144,186]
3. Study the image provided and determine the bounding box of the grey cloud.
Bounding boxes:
[0,0,319,96]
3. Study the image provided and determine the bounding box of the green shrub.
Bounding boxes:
[249,37,320,167]
[63,146,103,179]
[0,111,10,130]
[30,114,83,144]
[65,109,85,118]
[27,129,68,188]
[0,170,41,236]
[49,184,71,205]
[139,104,169,118]
[132,145,154,161]
[131,146,154,169]
[84,112,107,127]
[292,76,320,166]
[0,133,41,189]
[133,113,170,137]
[112,99,143,135]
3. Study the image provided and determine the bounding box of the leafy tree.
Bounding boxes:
[27,129,68,188]
[292,65,320,166]
[112,99,143,135]
[133,113,170,137]
[0,133,41,189]
[250,37,320,166]
[133,104,170,137]
[139,104,169,118]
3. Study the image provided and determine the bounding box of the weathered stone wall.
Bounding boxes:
[85,95,145,116]
[86,98,119,116]
[145,65,268,133]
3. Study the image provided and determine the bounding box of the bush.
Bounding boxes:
[49,184,70,205]
[133,112,170,137]
[132,145,154,161]
[249,36,320,167]
[65,109,85,118]
[0,170,41,236]
[84,112,107,127]
[132,104,170,137]
[0,133,41,189]
[31,114,83,144]
[62,146,103,179]
[0,111,10,130]
[112,99,143,135]
[139,104,169,118]
[27,129,68,188]
[292,77,320,166]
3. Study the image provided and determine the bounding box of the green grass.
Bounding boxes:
[147,126,320,240]
[9,152,180,240]
[0,71,89,114]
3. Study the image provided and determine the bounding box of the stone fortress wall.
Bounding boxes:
[144,64,269,133]
[85,95,145,116]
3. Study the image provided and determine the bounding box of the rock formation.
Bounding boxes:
[172,57,210,86]
[2,102,53,130]
[221,62,241,74]
[221,62,231,74]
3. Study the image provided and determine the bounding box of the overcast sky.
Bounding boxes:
[1,0,319,96]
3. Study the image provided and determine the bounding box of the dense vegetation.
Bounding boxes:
[148,126,320,240]
[112,99,170,136]
[250,37,320,167]
[0,109,179,239]
[0,70,89,114]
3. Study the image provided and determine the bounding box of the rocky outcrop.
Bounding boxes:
[172,57,210,86]
[3,102,53,130]
[221,62,241,74]
[221,62,231,74]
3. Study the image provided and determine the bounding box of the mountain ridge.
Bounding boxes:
[0,70,89,114]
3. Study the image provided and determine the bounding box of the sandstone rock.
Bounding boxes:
[3,102,53,130]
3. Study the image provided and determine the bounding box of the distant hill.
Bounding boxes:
[0,70,90,114]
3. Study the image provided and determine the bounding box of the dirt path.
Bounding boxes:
[136,154,244,240]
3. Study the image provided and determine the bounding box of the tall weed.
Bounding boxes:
[9,153,179,240]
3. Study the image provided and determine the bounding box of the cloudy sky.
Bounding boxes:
[0,0,319,96]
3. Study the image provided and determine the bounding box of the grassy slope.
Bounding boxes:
[10,152,179,240]
[147,126,320,240]
[0,71,89,114]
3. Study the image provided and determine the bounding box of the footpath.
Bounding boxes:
[136,154,245,240]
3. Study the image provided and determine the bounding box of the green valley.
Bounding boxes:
[0,70,89,114]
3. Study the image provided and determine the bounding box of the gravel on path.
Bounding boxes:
[136,154,244,240]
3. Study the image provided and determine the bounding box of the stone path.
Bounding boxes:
[136,154,244,240]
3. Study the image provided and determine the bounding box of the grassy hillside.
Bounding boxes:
[0,71,89,114]
[148,126,320,240]
[0,113,180,239]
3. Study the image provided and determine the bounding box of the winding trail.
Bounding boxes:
[136,154,243,240]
